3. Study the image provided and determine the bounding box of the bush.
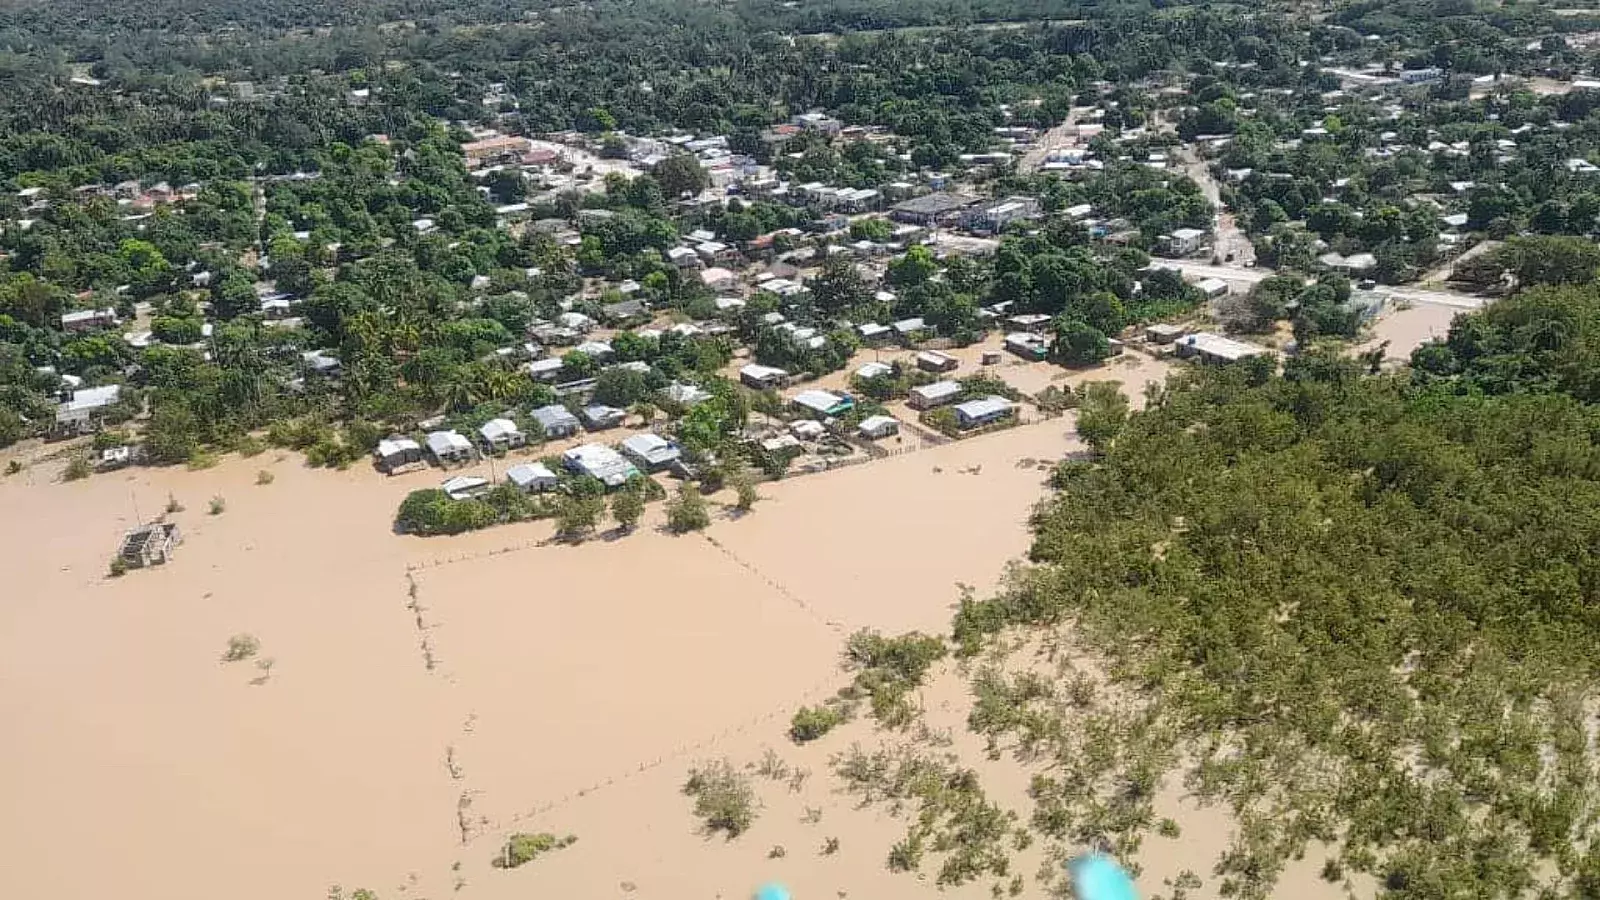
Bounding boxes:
[208,495,226,515]
[790,704,844,743]
[733,474,759,512]
[683,759,757,838]
[493,832,577,869]
[108,557,128,577]
[63,454,92,481]
[256,469,274,485]
[666,482,711,533]
[222,633,259,662]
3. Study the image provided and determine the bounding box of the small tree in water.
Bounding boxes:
[667,483,711,533]
[611,483,645,532]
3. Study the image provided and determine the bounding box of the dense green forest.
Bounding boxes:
[951,283,1600,898]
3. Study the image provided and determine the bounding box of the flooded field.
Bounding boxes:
[0,351,1348,900]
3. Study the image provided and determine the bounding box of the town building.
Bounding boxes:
[889,192,981,227]
[1158,228,1208,257]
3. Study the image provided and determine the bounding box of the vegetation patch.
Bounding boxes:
[492,832,576,869]
[683,759,758,838]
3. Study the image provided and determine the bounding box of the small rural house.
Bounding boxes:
[562,444,640,488]
[505,462,559,493]
[375,437,424,473]
[581,404,627,430]
[425,430,476,467]
[916,349,960,372]
[855,361,893,380]
[1004,332,1048,360]
[117,522,181,569]
[1159,228,1207,257]
[61,307,120,332]
[442,475,492,500]
[790,419,826,441]
[909,380,962,410]
[893,317,932,342]
[620,433,682,471]
[662,382,713,408]
[531,404,581,439]
[54,384,123,435]
[791,389,854,418]
[739,364,790,390]
[954,396,1016,429]
[857,414,900,440]
[1145,323,1187,344]
[1174,332,1270,365]
[527,357,565,381]
[478,417,527,452]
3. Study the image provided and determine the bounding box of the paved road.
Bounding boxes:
[1161,260,1487,310]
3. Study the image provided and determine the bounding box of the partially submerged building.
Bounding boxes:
[117,522,181,569]
[953,396,1016,430]
[375,437,424,473]
[562,443,641,488]
[425,430,476,467]
[620,433,682,471]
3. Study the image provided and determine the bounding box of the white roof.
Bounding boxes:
[531,404,579,429]
[1182,332,1268,362]
[61,384,122,413]
[563,443,639,487]
[442,475,490,499]
[790,419,826,440]
[954,396,1014,419]
[479,417,523,442]
[1196,277,1229,293]
[527,357,565,375]
[377,437,420,458]
[505,462,557,487]
[740,363,788,381]
[912,380,961,400]
[425,430,472,455]
[620,432,681,465]
[855,361,894,379]
[1169,227,1205,240]
[858,414,899,434]
[791,390,845,414]
[893,317,928,333]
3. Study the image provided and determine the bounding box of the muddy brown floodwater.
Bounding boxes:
[0,354,1349,900]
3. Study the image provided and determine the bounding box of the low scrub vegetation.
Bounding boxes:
[492,832,576,869]
[683,759,757,838]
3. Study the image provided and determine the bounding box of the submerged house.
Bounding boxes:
[953,396,1016,429]
[562,443,640,488]
[117,522,181,568]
